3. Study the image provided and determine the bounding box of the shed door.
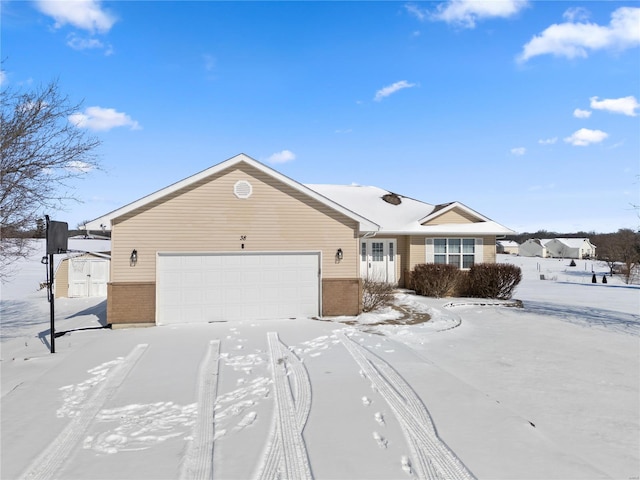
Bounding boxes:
[68,258,109,297]
[156,252,321,325]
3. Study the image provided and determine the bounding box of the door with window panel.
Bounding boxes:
[360,239,397,283]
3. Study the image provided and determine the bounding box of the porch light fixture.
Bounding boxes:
[336,248,343,261]
[130,249,138,266]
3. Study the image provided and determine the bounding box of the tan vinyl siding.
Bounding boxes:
[423,207,479,225]
[110,164,359,283]
[55,258,69,298]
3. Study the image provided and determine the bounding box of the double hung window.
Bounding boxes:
[432,238,477,269]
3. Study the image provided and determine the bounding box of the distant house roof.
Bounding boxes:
[497,240,519,247]
[553,238,596,249]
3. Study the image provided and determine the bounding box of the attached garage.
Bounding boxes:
[156,252,321,324]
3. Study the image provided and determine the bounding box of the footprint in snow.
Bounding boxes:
[375,412,385,425]
[235,411,257,431]
[362,396,371,406]
[373,431,387,449]
[401,456,412,475]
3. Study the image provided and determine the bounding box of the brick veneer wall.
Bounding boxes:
[322,278,362,316]
[108,278,361,324]
[107,282,156,324]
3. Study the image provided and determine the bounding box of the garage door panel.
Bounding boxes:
[157,252,320,324]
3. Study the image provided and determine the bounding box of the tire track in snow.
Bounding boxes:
[256,332,312,480]
[339,333,475,480]
[19,344,149,480]
[180,339,221,480]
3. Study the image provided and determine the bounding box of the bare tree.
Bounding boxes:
[595,229,640,284]
[1,79,101,279]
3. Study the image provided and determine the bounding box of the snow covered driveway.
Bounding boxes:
[2,254,639,479]
[3,318,479,480]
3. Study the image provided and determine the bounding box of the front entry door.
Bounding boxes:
[360,239,396,283]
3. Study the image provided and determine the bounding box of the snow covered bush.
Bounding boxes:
[361,278,395,312]
[410,264,460,298]
[461,263,522,300]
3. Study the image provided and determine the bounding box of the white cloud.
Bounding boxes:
[404,4,427,22]
[66,160,94,173]
[510,147,526,156]
[573,108,592,119]
[0,70,6,86]
[528,183,556,192]
[69,106,141,131]
[590,95,639,117]
[203,54,216,72]
[374,80,416,102]
[266,150,296,164]
[518,7,640,62]
[35,0,117,33]
[564,128,608,146]
[538,137,558,145]
[431,0,528,28]
[563,7,590,23]
[66,33,104,51]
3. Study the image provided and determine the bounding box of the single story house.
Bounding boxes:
[84,154,513,326]
[519,238,551,257]
[545,238,596,259]
[496,240,519,255]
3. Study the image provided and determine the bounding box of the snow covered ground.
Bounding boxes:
[1,244,638,480]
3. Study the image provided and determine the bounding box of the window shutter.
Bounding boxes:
[475,238,483,264]
[425,238,434,263]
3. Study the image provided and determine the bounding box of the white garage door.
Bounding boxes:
[156,252,321,325]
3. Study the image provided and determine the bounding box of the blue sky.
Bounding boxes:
[2,0,639,233]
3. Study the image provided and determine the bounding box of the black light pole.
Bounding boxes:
[45,215,55,353]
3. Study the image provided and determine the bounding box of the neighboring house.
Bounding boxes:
[55,252,111,298]
[518,238,551,258]
[83,154,513,326]
[545,238,596,259]
[496,240,519,255]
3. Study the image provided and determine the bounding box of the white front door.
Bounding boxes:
[360,239,396,283]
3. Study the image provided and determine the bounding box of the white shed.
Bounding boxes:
[55,252,110,298]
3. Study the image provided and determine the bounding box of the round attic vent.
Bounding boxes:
[382,193,402,205]
[234,180,253,199]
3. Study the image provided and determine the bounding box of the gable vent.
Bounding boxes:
[234,180,253,199]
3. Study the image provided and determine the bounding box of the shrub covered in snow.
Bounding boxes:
[361,278,395,312]
[460,263,522,300]
[410,263,460,298]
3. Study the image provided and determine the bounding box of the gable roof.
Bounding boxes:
[551,238,596,249]
[83,153,512,236]
[83,154,379,233]
[307,185,513,235]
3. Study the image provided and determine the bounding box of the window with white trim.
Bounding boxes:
[429,238,481,269]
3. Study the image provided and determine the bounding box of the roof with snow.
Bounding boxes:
[306,184,513,235]
[83,154,513,236]
[552,238,596,248]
